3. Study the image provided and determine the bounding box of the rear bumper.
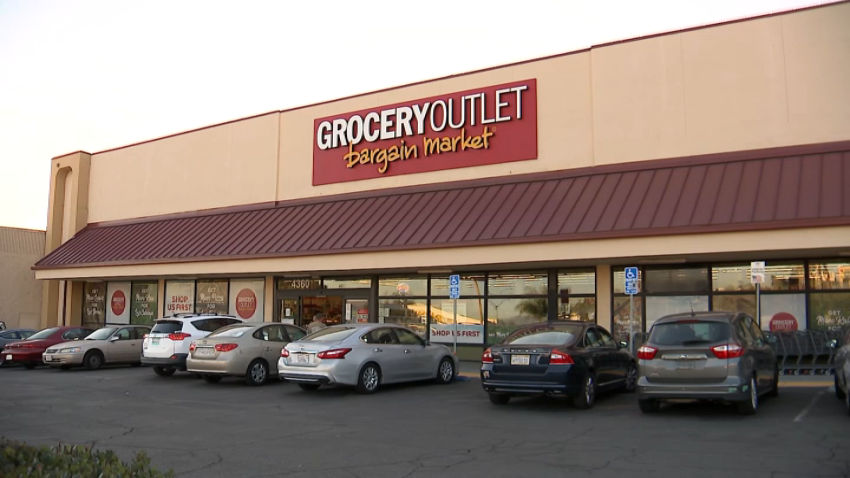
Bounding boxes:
[3,351,43,363]
[480,364,582,396]
[141,354,188,370]
[637,376,750,401]
[277,359,354,385]
[186,357,245,376]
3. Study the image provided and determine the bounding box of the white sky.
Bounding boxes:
[0,0,836,231]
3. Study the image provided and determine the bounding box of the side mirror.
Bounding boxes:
[109,336,120,342]
[618,341,628,349]
[828,339,838,349]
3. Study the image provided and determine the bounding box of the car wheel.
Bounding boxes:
[298,383,321,391]
[203,375,223,384]
[245,360,269,386]
[767,367,779,398]
[737,377,758,415]
[153,365,176,377]
[622,363,638,393]
[83,351,104,371]
[638,398,660,413]
[488,393,510,405]
[836,375,846,400]
[23,362,37,370]
[573,372,597,409]
[356,363,381,394]
[435,357,455,384]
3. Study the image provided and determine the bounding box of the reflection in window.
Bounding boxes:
[486,298,548,343]
[613,269,642,295]
[323,277,372,290]
[558,269,595,295]
[712,264,756,292]
[557,297,596,322]
[809,292,850,332]
[645,296,709,329]
[378,277,428,297]
[712,294,756,318]
[487,272,547,296]
[644,267,709,294]
[431,274,485,297]
[809,261,850,290]
[429,298,484,344]
[378,298,427,337]
[612,296,642,343]
[761,263,805,291]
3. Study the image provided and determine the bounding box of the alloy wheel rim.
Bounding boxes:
[252,364,266,382]
[586,377,595,404]
[751,378,758,409]
[627,367,637,390]
[90,356,100,367]
[440,361,453,381]
[364,367,378,390]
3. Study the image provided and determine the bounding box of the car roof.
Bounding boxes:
[157,314,239,322]
[653,311,739,325]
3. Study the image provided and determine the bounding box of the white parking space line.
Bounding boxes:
[793,390,826,422]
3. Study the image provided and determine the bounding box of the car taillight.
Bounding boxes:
[482,348,494,364]
[637,346,658,360]
[711,344,744,359]
[20,344,35,349]
[317,348,351,359]
[549,351,574,365]
[189,342,196,352]
[280,348,290,358]
[214,343,238,352]
[168,332,192,341]
[143,334,149,339]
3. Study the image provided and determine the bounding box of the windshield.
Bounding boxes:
[649,321,730,346]
[208,325,252,338]
[85,328,118,341]
[303,326,357,342]
[27,327,60,340]
[151,321,183,334]
[503,324,583,346]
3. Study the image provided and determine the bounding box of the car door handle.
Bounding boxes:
[374,348,383,353]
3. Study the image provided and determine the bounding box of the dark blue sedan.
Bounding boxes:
[481,322,636,409]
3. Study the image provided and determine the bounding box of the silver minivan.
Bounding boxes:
[637,311,778,415]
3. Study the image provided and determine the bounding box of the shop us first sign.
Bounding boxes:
[313,79,538,185]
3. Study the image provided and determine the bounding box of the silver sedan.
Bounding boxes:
[278,324,457,393]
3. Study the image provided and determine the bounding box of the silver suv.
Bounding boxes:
[142,314,244,376]
[637,311,778,415]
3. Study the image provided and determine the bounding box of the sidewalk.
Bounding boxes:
[457,360,834,387]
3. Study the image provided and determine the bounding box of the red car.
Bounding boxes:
[3,326,95,368]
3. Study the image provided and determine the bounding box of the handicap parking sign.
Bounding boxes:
[449,274,460,286]
[624,267,638,280]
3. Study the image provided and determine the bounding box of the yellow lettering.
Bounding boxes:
[405,144,418,159]
[451,133,462,152]
[439,137,453,152]
[482,126,493,149]
[423,137,440,156]
[376,149,389,173]
[387,146,400,163]
[344,144,359,168]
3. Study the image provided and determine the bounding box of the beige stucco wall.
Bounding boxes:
[80,3,850,224]
[87,112,280,223]
[1,228,45,329]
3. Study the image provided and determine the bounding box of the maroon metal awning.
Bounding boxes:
[34,142,850,269]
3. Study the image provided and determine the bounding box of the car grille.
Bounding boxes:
[46,349,58,354]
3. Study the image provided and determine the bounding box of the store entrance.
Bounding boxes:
[278,295,370,329]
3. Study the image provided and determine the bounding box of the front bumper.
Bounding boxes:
[480,364,582,397]
[141,354,188,370]
[43,353,83,366]
[637,376,750,401]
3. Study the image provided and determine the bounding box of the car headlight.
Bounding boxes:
[59,347,82,353]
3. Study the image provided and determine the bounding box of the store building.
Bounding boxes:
[1,227,45,330]
[33,3,850,359]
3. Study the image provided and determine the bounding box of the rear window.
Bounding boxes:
[304,326,357,342]
[209,325,252,338]
[503,324,583,346]
[27,327,60,340]
[649,321,730,346]
[151,321,184,334]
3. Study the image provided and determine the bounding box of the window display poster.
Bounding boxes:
[761,294,806,331]
[429,324,484,344]
[229,279,264,322]
[164,281,195,317]
[810,292,850,331]
[131,282,158,325]
[83,282,106,326]
[196,280,229,315]
[106,282,131,324]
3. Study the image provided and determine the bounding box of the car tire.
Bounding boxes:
[737,377,758,415]
[767,368,779,398]
[435,357,455,385]
[836,375,846,400]
[153,365,176,377]
[23,363,37,370]
[488,393,510,405]
[245,360,269,386]
[130,362,142,367]
[573,372,597,409]
[83,351,104,371]
[622,363,638,393]
[298,383,321,391]
[638,398,660,413]
[203,375,223,384]
[356,362,381,394]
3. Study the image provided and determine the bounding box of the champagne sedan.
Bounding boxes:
[186,323,307,386]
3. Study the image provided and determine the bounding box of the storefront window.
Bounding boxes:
[431,274,486,297]
[487,298,547,343]
[487,272,547,296]
[196,279,229,315]
[430,298,485,344]
[712,264,756,292]
[712,294,756,318]
[760,263,805,291]
[83,282,106,328]
[809,261,850,290]
[557,297,596,322]
[613,269,643,294]
[229,278,265,322]
[106,282,131,324]
[645,296,709,329]
[164,280,195,317]
[612,296,642,344]
[379,276,428,297]
[323,277,372,289]
[644,267,709,294]
[130,282,158,325]
[558,269,596,295]
[378,298,427,337]
[762,293,806,331]
[809,292,850,332]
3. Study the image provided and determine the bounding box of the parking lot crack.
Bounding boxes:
[176,450,223,476]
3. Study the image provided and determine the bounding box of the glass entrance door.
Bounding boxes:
[345,299,370,324]
[276,293,370,327]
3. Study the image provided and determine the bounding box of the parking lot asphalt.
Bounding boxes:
[1,365,848,478]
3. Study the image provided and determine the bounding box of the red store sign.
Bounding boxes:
[313,79,538,185]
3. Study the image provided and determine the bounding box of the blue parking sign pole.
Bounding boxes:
[624,268,639,355]
[449,275,460,354]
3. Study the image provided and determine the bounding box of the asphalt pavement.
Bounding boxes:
[1,364,848,478]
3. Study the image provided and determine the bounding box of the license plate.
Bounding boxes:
[677,361,695,370]
[511,354,530,365]
[293,353,311,364]
[195,348,215,358]
[152,339,160,346]
[5,354,11,361]
[44,355,52,361]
